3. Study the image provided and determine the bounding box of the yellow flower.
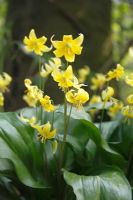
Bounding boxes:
[40,95,55,112]
[51,34,84,62]
[108,102,123,118]
[20,115,37,125]
[0,92,4,107]
[40,57,61,78]
[66,88,89,109]
[102,86,114,102]
[78,65,90,83]
[89,95,102,104]
[127,94,133,105]
[125,73,133,87]
[31,121,56,142]
[122,105,133,119]
[23,79,43,106]
[23,94,37,107]
[107,64,124,81]
[23,29,51,56]
[52,65,74,91]
[91,73,106,91]
[0,72,12,93]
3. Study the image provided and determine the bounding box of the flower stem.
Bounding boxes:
[99,101,106,132]
[60,95,67,169]
[38,56,43,123]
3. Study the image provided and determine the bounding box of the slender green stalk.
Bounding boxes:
[38,56,43,123]
[99,101,106,132]
[66,104,73,129]
[59,95,67,169]
[38,56,42,89]
[51,110,55,130]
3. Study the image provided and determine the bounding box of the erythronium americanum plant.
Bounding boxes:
[1,29,133,200]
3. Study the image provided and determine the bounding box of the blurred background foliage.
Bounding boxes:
[0,0,133,110]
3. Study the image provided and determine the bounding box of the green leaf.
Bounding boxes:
[0,112,50,188]
[63,168,132,200]
[56,104,91,121]
[71,120,126,169]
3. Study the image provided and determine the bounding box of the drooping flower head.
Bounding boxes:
[40,57,61,78]
[40,95,55,112]
[102,86,114,102]
[122,105,133,119]
[23,29,51,56]
[66,88,89,109]
[127,94,133,105]
[31,121,56,142]
[51,34,84,62]
[23,79,43,107]
[52,65,74,91]
[0,72,12,93]
[89,95,102,105]
[125,73,133,87]
[108,101,123,118]
[91,73,106,91]
[106,64,124,81]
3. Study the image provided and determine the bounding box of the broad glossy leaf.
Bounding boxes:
[0,112,50,188]
[71,120,126,169]
[56,104,91,121]
[63,168,132,200]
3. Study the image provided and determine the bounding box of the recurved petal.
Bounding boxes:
[31,124,43,135]
[23,36,30,45]
[53,49,64,57]
[42,45,52,52]
[47,129,56,139]
[73,33,84,46]
[29,29,37,40]
[63,35,73,42]
[38,36,47,44]
[64,52,75,62]
[72,46,83,55]
[43,122,51,133]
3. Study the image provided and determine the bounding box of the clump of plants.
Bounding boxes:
[0,29,133,200]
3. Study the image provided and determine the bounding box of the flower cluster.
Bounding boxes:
[22,29,89,142]
[22,29,133,142]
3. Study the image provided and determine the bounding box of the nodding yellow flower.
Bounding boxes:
[23,79,43,106]
[31,121,56,142]
[125,73,133,87]
[122,105,133,119]
[78,65,90,83]
[23,94,37,107]
[91,73,106,91]
[89,95,102,104]
[52,65,74,91]
[40,57,61,78]
[51,34,84,62]
[0,72,12,93]
[102,86,114,102]
[66,88,89,109]
[108,102,123,118]
[40,95,55,112]
[20,115,37,125]
[0,92,4,106]
[127,94,133,105]
[107,64,124,81]
[23,29,51,56]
